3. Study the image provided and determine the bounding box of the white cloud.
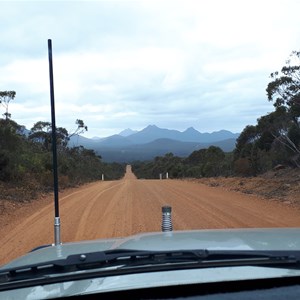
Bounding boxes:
[1,0,300,137]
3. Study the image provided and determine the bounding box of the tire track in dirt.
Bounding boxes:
[162,180,300,228]
[0,181,118,265]
[73,181,125,241]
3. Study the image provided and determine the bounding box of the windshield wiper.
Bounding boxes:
[0,249,299,291]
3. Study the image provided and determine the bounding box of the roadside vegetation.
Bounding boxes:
[0,109,125,201]
[133,50,300,179]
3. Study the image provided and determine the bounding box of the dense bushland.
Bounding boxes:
[0,118,125,200]
[132,148,233,179]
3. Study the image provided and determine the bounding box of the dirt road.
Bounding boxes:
[1,165,300,266]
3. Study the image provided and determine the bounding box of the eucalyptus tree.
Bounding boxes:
[0,91,16,120]
[266,51,300,161]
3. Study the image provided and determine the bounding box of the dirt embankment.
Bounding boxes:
[193,168,300,206]
[1,166,300,266]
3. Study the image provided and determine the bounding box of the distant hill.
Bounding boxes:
[68,134,98,149]
[68,125,239,162]
[118,128,138,137]
[126,125,239,144]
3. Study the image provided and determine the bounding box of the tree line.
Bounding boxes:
[0,113,125,200]
[132,148,232,179]
[133,50,300,178]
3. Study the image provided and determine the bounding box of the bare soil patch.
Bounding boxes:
[192,168,300,207]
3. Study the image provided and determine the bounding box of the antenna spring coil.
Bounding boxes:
[162,206,173,232]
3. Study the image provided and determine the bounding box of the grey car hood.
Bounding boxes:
[3,227,300,269]
[2,228,300,299]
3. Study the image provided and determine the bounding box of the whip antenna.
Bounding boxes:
[48,39,61,245]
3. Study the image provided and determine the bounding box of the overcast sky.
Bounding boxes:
[1,0,300,138]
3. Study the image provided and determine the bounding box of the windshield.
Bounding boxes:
[1,0,300,282]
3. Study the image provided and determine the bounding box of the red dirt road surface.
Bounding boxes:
[1,165,300,266]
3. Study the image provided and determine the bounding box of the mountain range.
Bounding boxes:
[69,125,240,162]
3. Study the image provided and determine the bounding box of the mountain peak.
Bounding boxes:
[118,128,137,137]
[145,124,159,129]
[184,127,198,133]
[142,125,160,132]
